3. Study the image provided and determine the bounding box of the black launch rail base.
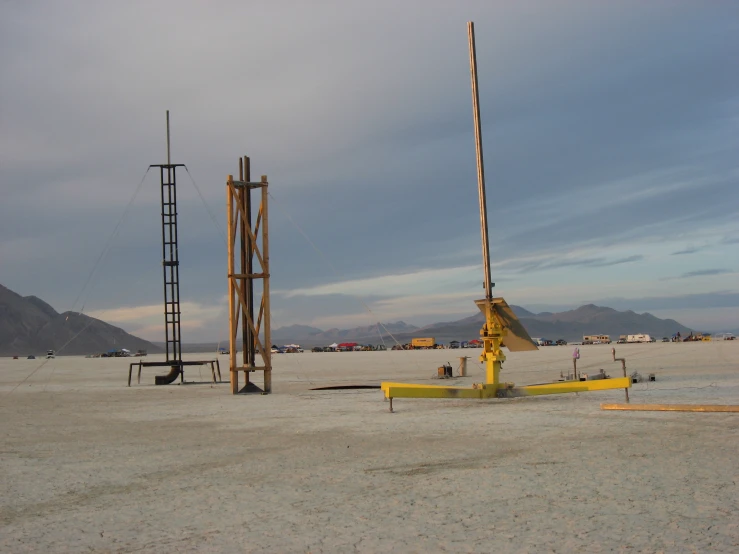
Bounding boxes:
[128,359,222,386]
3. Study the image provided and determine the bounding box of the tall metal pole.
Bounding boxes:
[468,21,493,300]
[244,156,255,368]
[166,110,171,166]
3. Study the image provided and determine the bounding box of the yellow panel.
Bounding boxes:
[475,297,538,352]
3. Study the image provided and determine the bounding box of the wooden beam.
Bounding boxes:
[231,194,265,268]
[227,176,237,394]
[231,279,268,361]
[262,183,272,393]
[256,296,265,336]
[601,403,739,413]
[229,276,247,322]
[254,205,263,239]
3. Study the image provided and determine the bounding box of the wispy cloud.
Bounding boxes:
[87,300,227,340]
[680,268,732,278]
[516,255,643,273]
[671,246,701,255]
[280,264,481,299]
[308,291,477,329]
[596,291,739,311]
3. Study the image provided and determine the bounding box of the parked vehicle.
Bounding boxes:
[583,335,611,345]
[411,337,435,349]
[555,339,567,346]
[627,334,652,343]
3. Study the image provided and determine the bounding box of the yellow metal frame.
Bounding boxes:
[380,297,631,406]
[382,378,632,400]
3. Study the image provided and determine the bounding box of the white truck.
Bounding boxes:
[627,334,653,343]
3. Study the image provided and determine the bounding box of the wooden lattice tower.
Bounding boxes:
[227,157,271,394]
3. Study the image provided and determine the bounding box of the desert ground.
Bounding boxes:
[1,341,738,553]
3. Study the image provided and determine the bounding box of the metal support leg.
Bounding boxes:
[612,348,630,403]
[621,360,629,403]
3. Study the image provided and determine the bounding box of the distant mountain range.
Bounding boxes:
[271,321,418,344]
[0,281,707,355]
[268,304,694,347]
[0,284,160,356]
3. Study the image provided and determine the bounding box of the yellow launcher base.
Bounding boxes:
[382,378,631,400]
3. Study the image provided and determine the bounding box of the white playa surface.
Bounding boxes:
[1,341,738,553]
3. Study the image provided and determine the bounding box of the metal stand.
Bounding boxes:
[129,111,218,386]
[611,348,630,403]
[129,359,221,387]
[227,156,272,394]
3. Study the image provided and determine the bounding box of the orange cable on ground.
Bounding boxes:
[601,403,739,413]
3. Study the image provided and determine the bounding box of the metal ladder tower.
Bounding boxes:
[151,111,185,384]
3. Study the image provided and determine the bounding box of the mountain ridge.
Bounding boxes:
[0,283,161,356]
[268,304,693,347]
[1,282,708,354]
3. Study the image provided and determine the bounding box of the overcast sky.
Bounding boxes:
[2,1,738,342]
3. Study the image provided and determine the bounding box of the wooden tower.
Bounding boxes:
[226,157,272,394]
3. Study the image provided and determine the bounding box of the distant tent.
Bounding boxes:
[328,343,339,349]
[337,342,358,348]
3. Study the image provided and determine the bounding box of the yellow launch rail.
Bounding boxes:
[380,297,631,411]
[380,23,632,411]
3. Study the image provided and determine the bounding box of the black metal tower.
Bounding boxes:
[150,111,185,384]
[126,111,222,387]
